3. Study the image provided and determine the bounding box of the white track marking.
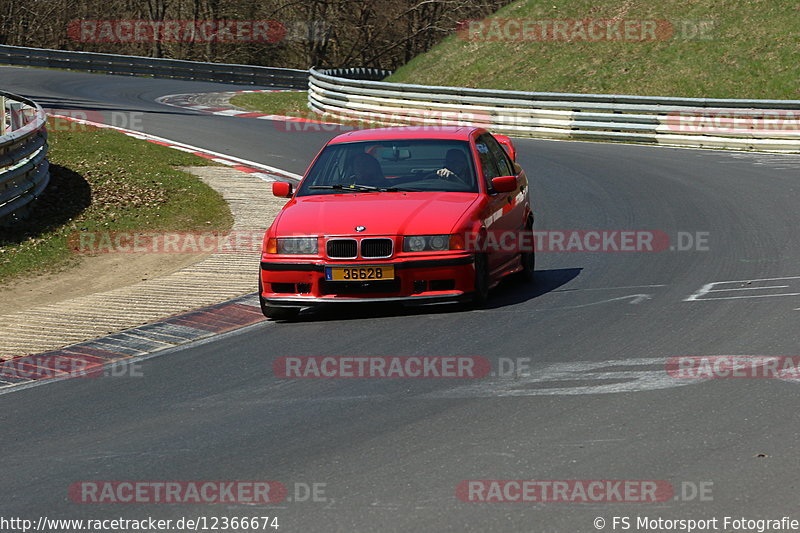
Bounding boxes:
[707,285,789,292]
[49,114,303,182]
[685,276,800,302]
[538,293,654,310]
[554,284,667,293]
[423,358,704,398]
[155,90,339,125]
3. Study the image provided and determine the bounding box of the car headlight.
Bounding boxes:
[403,234,453,252]
[276,237,318,254]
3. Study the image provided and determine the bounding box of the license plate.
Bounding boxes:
[325,265,395,281]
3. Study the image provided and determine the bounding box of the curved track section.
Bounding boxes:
[1,66,332,175]
[3,66,800,532]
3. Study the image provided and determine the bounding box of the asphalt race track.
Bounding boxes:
[3,66,800,532]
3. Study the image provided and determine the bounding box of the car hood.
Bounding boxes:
[272,192,479,236]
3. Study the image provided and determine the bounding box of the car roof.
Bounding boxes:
[326,126,483,144]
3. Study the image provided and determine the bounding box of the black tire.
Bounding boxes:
[518,220,536,283]
[259,276,300,320]
[261,303,300,321]
[518,247,536,283]
[470,253,490,307]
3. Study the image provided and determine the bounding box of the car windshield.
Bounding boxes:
[296,139,479,196]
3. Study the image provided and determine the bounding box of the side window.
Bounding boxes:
[484,135,513,177]
[475,137,500,191]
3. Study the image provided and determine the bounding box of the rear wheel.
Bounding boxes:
[518,219,535,282]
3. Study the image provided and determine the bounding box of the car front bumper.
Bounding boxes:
[259,254,475,307]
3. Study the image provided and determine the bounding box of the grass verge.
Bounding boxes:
[387,0,800,99]
[0,125,232,283]
[230,91,308,115]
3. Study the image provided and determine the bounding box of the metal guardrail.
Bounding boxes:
[317,68,394,82]
[308,68,800,153]
[0,44,309,88]
[0,91,49,222]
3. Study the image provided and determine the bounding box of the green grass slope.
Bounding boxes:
[0,126,231,282]
[388,0,799,99]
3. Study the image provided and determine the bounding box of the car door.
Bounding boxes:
[485,132,528,236]
[474,133,517,274]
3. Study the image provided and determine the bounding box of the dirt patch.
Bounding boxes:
[0,251,209,315]
[0,165,287,359]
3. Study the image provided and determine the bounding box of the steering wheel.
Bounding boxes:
[424,169,463,184]
[418,171,471,191]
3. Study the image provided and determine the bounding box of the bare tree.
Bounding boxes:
[0,0,510,69]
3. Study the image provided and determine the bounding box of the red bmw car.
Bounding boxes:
[259,126,534,320]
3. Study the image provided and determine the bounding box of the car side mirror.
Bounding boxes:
[272,182,293,198]
[491,175,518,193]
[494,135,516,162]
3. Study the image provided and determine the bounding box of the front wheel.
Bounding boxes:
[260,303,300,321]
[469,253,490,307]
[259,276,300,320]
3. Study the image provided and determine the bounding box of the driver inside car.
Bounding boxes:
[436,149,470,183]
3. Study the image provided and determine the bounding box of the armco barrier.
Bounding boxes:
[0,91,50,222]
[0,44,308,88]
[308,68,800,153]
